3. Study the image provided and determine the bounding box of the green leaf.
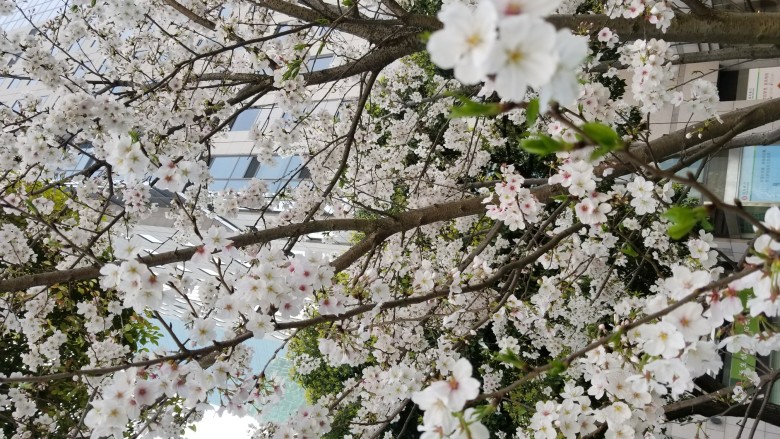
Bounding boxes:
[548,359,568,377]
[700,218,714,232]
[663,206,710,240]
[582,122,623,159]
[449,97,502,119]
[495,350,527,370]
[282,59,302,80]
[471,404,495,419]
[525,98,540,127]
[621,243,639,257]
[520,135,565,156]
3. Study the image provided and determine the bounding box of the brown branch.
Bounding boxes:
[3,97,780,293]
[591,45,780,73]
[678,0,715,16]
[404,11,780,44]
[0,223,583,385]
[664,369,780,427]
[161,0,216,31]
[228,33,422,105]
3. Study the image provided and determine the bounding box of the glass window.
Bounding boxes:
[210,157,238,178]
[266,180,283,193]
[230,156,252,178]
[287,156,303,177]
[738,145,780,202]
[313,26,328,37]
[306,55,334,72]
[209,179,228,191]
[244,157,260,178]
[7,78,19,89]
[255,157,291,179]
[254,106,274,129]
[230,108,260,131]
[75,154,94,170]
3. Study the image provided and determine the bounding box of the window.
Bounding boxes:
[73,65,87,78]
[305,54,334,72]
[57,145,97,178]
[276,24,294,34]
[230,105,284,131]
[139,234,163,244]
[209,156,259,190]
[210,156,241,178]
[6,78,20,89]
[716,70,739,101]
[208,155,308,192]
[230,108,260,131]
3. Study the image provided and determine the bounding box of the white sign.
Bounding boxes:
[746,67,780,100]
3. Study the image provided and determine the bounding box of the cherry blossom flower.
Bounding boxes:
[640,321,685,358]
[662,302,710,342]
[575,197,612,224]
[427,1,497,85]
[486,15,558,102]
[539,29,588,110]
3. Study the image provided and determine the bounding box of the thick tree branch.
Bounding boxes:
[3,98,780,293]
[252,0,411,43]
[405,12,780,45]
[592,45,780,73]
[161,0,216,31]
[678,0,716,16]
[664,369,780,427]
[227,33,422,104]
[0,223,584,384]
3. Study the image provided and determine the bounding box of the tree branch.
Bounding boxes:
[3,98,780,293]
[161,0,216,31]
[405,12,780,45]
[664,369,780,427]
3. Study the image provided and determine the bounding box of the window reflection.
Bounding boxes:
[207,155,308,192]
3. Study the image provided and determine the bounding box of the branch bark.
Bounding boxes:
[404,12,780,45]
[161,0,216,31]
[591,45,780,73]
[664,369,780,427]
[3,97,780,293]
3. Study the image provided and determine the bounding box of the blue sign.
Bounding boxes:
[738,146,780,202]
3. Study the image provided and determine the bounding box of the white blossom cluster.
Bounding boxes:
[427,0,588,107]
[619,38,684,114]
[605,0,674,31]
[484,165,542,230]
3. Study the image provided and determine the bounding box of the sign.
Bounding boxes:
[746,67,780,100]
[738,145,780,202]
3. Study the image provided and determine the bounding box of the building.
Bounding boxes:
[2,1,780,437]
